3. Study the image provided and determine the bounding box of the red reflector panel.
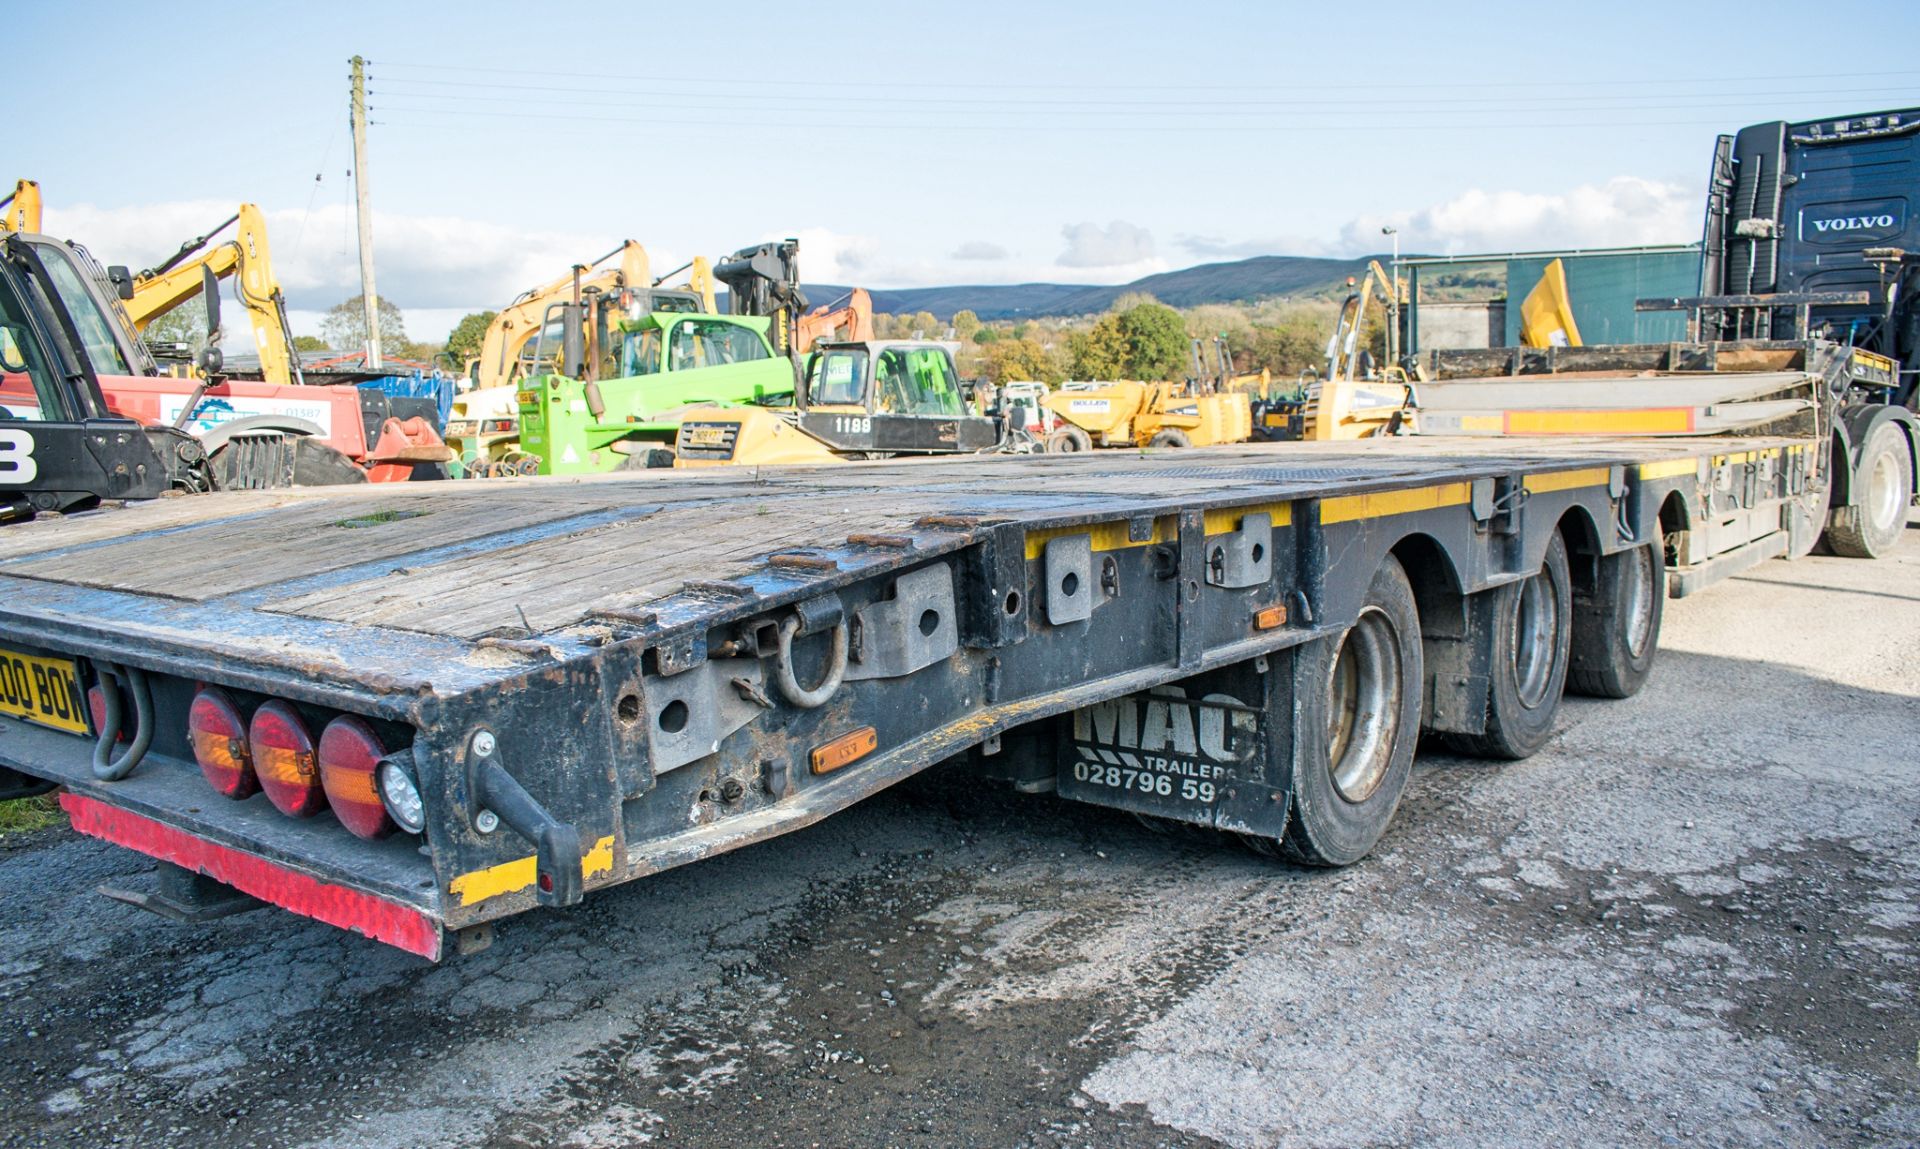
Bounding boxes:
[59,793,442,960]
[319,717,394,840]
[250,700,325,817]
[188,688,256,799]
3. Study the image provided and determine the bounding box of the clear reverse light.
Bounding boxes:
[377,757,426,835]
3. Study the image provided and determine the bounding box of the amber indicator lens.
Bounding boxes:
[810,726,878,774]
[250,700,326,817]
[319,716,394,839]
[188,688,256,799]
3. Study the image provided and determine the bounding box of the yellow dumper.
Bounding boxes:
[1041,381,1250,452]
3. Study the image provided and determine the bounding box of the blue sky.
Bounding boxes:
[17,0,1920,340]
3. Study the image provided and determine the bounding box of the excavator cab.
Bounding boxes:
[0,236,206,520]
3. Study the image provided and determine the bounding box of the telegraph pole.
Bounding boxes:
[349,55,382,369]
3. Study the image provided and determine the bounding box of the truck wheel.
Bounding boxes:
[1280,555,1422,867]
[1045,426,1093,453]
[1825,422,1913,559]
[1568,527,1664,700]
[1148,428,1192,449]
[1446,533,1572,759]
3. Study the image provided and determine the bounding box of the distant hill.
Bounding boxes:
[806,253,1375,320]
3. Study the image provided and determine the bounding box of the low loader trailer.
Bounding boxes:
[0,338,1902,959]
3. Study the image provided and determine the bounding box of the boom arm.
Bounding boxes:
[2,180,41,234]
[472,241,655,391]
[796,288,874,353]
[126,205,300,386]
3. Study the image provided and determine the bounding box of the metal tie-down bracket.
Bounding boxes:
[1043,534,1094,625]
[643,658,770,773]
[1204,511,1272,589]
[847,563,959,681]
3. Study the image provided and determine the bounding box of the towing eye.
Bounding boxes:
[772,614,848,709]
[91,663,154,781]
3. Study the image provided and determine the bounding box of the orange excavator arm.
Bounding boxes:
[796,288,874,354]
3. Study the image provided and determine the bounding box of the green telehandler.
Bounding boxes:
[516,240,809,475]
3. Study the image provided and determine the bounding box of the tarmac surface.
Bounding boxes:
[1,511,1915,1148]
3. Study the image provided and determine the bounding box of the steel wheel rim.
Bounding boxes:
[1622,545,1654,660]
[1326,607,1401,804]
[1867,449,1903,532]
[1512,570,1558,709]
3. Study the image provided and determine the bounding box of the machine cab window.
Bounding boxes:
[667,320,769,371]
[808,348,868,407]
[875,347,963,416]
[0,274,65,422]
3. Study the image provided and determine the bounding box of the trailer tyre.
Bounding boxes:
[1148,428,1193,449]
[1446,532,1572,759]
[1280,555,1422,867]
[1825,422,1913,559]
[1568,526,1664,700]
[1045,426,1093,454]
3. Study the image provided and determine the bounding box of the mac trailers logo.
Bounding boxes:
[1067,684,1260,806]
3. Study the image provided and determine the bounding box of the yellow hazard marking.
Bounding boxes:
[1504,408,1695,435]
[1024,518,1172,560]
[1454,414,1505,433]
[1637,459,1699,480]
[1203,501,1293,536]
[1523,467,1611,495]
[449,835,616,906]
[1322,482,1472,525]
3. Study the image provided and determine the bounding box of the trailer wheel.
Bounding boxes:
[1280,555,1422,867]
[1568,526,1664,700]
[1447,532,1572,759]
[1045,426,1093,453]
[1825,422,1913,559]
[1148,428,1192,449]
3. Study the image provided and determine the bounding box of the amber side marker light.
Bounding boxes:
[811,726,878,774]
[1254,605,1288,631]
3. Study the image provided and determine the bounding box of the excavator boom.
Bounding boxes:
[2,180,41,234]
[125,204,299,387]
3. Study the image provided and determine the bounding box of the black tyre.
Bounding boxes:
[1568,526,1664,699]
[1045,426,1093,453]
[1280,555,1423,867]
[1446,531,1572,760]
[1825,421,1913,559]
[1148,428,1193,449]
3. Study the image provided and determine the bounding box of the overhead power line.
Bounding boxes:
[369,58,1920,94]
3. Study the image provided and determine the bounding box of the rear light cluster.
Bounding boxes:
[185,687,409,840]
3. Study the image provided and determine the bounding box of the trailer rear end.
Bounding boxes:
[0,330,1876,959]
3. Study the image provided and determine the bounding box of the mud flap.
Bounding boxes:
[1055,655,1291,838]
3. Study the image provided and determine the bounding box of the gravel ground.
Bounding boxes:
[1,513,1915,1148]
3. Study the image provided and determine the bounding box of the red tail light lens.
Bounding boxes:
[188,688,255,799]
[250,700,325,817]
[319,716,394,839]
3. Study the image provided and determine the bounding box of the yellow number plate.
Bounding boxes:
[515,390,539,407]
[0,645,87,734]
[685,426,729,446]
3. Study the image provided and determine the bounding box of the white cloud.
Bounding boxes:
[951,240,1009,261]
[1340,176,1701,256]
[41,200,655,320]
[1057,220,1158,268]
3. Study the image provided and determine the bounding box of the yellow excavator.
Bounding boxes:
[121,204,303,386]
[2,180,41,233]
[1251,259,1414,442]
[448,242,716,473]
